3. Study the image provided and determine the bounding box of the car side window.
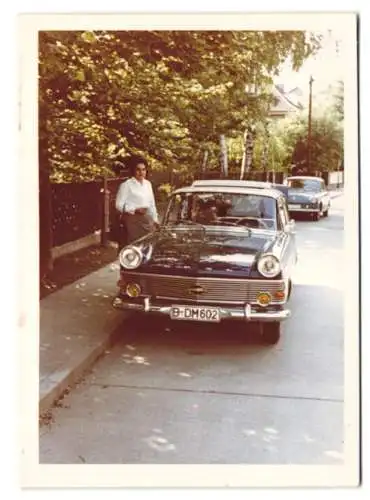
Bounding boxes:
[167,194,187,223]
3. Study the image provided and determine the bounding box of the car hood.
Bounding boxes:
[129,227,281,278]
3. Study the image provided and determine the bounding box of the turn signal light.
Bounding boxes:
[274,290,286,300]
[256,292,272,306]
[126,283,142,298]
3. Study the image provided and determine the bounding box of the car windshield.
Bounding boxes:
[164,191,277,231]
[287,178,322,192]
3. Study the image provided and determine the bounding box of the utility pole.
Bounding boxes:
[307,75,314,173]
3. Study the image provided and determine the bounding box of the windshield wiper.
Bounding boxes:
[161,220,207,230]
[176,219,206,228]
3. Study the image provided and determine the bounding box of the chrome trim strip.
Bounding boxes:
[288,207,320,212]
[154,295,286,305]
[121,271,284,285]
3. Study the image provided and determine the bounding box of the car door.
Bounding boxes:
[319,179,329,211]
[277,196,297,274]
[324,179,331,210]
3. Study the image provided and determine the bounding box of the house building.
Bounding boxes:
[268,84,304,120]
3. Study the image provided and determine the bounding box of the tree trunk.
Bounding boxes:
[100,175,110,247]
[201,150,208,179]
[39,100,54,279]
[240,144,247,180]
[240,127,254,180]
[39,159,53,279]
[219,135,228,178]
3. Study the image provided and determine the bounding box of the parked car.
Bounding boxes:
[284,176,330,220]
[113,181,298,344]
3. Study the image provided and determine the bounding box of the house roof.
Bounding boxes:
[269,85,303,115]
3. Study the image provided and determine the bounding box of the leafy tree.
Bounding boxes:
[39,30,321,181]
[286,114,343,173]
[228,110,343,176]
[333,80,344,121]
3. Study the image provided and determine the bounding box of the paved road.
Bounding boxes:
[40,196,344,464]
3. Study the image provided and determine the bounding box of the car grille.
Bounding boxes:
[121,272,285,304]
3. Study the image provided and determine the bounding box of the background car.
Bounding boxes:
[113,181,298,345]
[284,175,330,221]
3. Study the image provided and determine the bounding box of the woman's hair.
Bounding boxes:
[129,155,149,177]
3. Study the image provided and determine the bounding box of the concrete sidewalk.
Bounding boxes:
[39,259,125,413]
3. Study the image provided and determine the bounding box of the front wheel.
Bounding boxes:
[323,206,329,217]
[261,322,281,345]
[312,212,320,221]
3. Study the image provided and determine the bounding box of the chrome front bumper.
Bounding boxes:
[288,206,320,213]
[112,296,290,322]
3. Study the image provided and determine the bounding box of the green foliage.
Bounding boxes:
[314,80,344,122]
[285,113,343,172]
[333,81,344,121]
[228,108,343,175]
[39,30,321,182]
[157,182,174,202]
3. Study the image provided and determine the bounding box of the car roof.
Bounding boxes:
[286,176,324,180]
[192,179,272,189]
[172,185,284,200]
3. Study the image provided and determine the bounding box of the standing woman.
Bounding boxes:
[115,156,160,244]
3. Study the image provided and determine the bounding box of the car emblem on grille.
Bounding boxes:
[188,286,206,295]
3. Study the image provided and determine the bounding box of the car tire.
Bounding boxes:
[323,207,329,217]
[261,322,281,345]
[312,212,320,221]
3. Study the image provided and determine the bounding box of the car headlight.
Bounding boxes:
[257,254,281,278]
[119,246,143,270]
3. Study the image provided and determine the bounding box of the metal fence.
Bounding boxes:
[51,181,101,247]
[51,177,126,247]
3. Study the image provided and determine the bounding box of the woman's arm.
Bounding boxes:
[115,181,128,212]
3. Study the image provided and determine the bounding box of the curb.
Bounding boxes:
[330,190,343,199]
[39,263,126,414]
[39,321,124,414]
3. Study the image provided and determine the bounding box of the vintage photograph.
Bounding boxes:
[18,12,359,487]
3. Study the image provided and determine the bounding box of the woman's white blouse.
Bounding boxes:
[115,177,158,223]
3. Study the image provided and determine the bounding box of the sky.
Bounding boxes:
[274,30,345,101]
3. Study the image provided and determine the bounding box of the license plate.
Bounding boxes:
[170,306,220,322]
[288,204,301,209]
